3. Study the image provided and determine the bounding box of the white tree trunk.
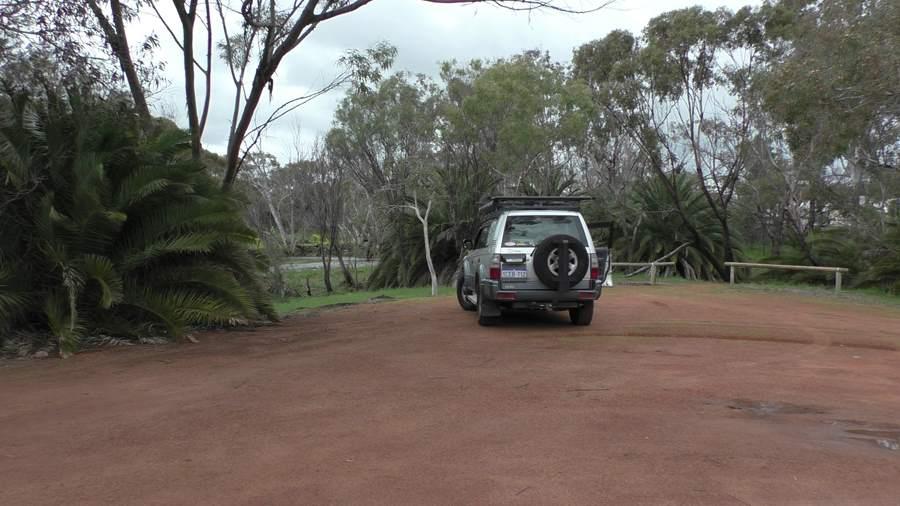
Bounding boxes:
[265,198,290,252]
[411,195,438,297]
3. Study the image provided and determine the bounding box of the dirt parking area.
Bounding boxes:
[2,284,900,505]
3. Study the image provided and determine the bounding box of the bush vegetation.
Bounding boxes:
[0,92,275,356]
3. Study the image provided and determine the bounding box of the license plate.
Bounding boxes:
[501,265,527,279]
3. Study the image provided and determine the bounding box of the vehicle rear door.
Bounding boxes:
[465,219,496,287]
[497,213,595,290]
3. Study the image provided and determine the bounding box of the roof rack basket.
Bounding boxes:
[478,196,593,216]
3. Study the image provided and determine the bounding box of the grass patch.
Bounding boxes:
[741,244,772,263]
[280,264,376,297]
[275,286,451,315]
[726,279,900,307]
[612,268,899,306]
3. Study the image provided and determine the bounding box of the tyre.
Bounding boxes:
[476,278,500,326]
[456,274,476,311]
[533,234,589,288]
[570,301,594,326]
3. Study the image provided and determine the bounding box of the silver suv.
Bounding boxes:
[456,197,609,326]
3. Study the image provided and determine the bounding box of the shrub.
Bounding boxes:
[622,173,738,280]
[0,91,275,356]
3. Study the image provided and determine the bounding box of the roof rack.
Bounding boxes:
[478,196,593,216]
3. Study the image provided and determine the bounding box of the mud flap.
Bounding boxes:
[479,283,502,317]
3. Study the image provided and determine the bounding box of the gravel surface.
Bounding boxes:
[2,284,899,505]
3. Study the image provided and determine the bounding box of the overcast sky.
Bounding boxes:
[139,0,759,161]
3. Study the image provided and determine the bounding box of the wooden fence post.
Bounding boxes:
[835,271,842,293]
[729,265,735,285]
[650,263,657,285]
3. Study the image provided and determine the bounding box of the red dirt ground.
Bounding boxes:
[2,284,900,505]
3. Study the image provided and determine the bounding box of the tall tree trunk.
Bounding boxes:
[265,198,290,252]
[336,246,356,288]
[807,198,818,233]
[87,0,151,122]
[772,203,786,257]
[174,0,202,160]
[422,217,438,296]
[721,219,735,263]
[411,197,437,296]
[320,239,333,294]
[223,75,268,188]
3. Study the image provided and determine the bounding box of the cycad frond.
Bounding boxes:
[79,254,124,308]
[1,91,275,354]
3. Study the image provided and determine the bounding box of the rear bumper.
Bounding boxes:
[480,280,601,309]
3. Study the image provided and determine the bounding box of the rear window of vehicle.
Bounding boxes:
[501,215,586,247]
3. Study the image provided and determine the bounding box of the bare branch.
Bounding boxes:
[425,0,614,14]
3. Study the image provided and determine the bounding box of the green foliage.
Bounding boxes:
[756,229,861,285]
[640,6,729,99]
[0,91,275,355]
[443,51,594,195]
[865,221,900,293]
[756,222,900,293]
[366,210,458,289]
[759,0,900,161]
[623,173,736,280]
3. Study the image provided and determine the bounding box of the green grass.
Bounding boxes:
[741,244,772,263]
[612,267,899,306]
[280,264,376,297]
[274,261,899,316]
[726,279,900,306]
[274,286,452,315]
[273,262,451,315]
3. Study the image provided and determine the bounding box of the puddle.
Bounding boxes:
[727,399,826,416]
[878,440,900,451]
[846,429,900,451]
[831,420,900,452]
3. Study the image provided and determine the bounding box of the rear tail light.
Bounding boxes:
[489,254,501,281]
[590,253,600,280]
[495,291,517,301]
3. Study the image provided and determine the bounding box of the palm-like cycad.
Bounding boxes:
[865,220,900,293]
[0,92,275,355]
[623,173,734,280]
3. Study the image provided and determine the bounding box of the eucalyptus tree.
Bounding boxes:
[441,51,594,196]
[758,0,900,242]
[573,29,733,278]
[326,72,439,287]
[573,7,768,278]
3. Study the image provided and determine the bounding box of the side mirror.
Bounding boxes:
[462,239,473,250]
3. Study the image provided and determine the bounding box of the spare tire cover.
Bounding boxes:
[532,234,589,288]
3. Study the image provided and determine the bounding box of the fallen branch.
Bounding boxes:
[624,242,691,278]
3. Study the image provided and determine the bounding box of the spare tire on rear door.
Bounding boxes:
[532,234,589,288]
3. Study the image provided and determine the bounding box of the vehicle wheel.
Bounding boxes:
[476,279,500,326]
[570,301,594,326]
[533,234,589,289]
[456,274,476,311]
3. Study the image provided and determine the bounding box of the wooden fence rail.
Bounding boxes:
[611,262,676,285]
[723,262,850,293]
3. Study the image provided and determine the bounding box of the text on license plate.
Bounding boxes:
[501,265,527,279]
